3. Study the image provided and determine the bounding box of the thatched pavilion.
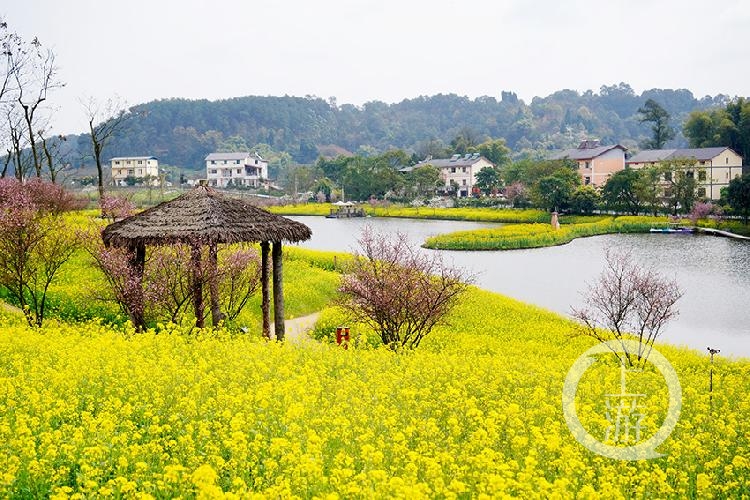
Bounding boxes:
[101,185,312,338]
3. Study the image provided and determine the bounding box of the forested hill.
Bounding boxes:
[74,84,732,170]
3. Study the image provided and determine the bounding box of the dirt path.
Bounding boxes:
[271,312,321,342]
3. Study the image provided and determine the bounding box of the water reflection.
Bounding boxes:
[289,216,750,358]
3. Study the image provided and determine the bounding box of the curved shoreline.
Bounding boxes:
[269,205,750,250]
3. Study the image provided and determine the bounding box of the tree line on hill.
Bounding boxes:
[65,85,729,173]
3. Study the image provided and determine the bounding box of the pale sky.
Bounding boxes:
[4,0,749,135]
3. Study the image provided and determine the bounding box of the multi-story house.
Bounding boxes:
[411,153,495,197]
[626,147,743,200]
[549,140,627,187]
[205,152,268,188]
[110,156,159,186]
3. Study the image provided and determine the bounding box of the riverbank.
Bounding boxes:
[271,204,750,249]
[268,203,550,223]
[422,216,670,250]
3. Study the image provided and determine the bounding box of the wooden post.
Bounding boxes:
[128,242,146,331]
[191,244,205,328]
[208,242,222,327]
[261,241,271,339]
[272,241,284,340]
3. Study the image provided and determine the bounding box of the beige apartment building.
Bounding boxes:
[626,147,743,200]
[110,156,159,186]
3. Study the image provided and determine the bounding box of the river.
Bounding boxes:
[288,216,750,359]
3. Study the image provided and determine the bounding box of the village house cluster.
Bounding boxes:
[110,142,743,201]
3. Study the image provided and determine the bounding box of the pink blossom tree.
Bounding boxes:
[0,179,80,326]
[337,228,472,349]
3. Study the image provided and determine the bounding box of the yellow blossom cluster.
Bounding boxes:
[0,279,747,498]
[423,216,671,250]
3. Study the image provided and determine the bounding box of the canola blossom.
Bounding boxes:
[1,280,748,498]
[268,204,550,223]
[423,216,672,250]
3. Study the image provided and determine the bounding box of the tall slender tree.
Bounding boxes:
[83,97,132,199]
[637,99,674,149]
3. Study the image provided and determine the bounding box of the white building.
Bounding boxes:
[205,152,268,188]
[110,156,159,186]
[410,153,495,197]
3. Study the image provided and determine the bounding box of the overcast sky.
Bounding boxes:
[4,0,749,135]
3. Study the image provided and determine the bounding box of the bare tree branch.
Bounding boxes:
[571,248,683,368]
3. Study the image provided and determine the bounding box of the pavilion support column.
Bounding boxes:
[128,242,147,331]
[260,241,271,339]
[272,241,284,341]
[208,242,222,327]
[191,244,205,328]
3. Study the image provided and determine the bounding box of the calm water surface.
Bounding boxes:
[289,216,750,358]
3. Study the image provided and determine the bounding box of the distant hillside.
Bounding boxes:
[69,83,732,172]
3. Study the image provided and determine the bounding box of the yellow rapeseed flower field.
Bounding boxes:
[1,271,748,498]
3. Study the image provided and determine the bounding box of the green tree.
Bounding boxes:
[476,138,511,167]
[602,169,642,215]
[726,173,750,223]
[661,159,698,215]
[409,164,441,197]
[634,167,662,216]
[450,127,486,154]
[684,98,750,162]
[637,99,674,149]
[570,185,600,214]
[474,166,502,196]
[532,168,579,212]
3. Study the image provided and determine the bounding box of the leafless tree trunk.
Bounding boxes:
[1,21,61,181]
[82,96,131,200]
[572,248,683,368]
[13,41,61,178]
[39,132,67,183]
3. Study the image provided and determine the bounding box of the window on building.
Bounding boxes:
[584,161,591,169]
[698,170,706,181]
[584,176,591,185]
[462,167,467,173]
[236,160,240,164]
[686,171,694,179]
[236,169,241,174]
[726,157,729,164]
[462,179,467,186]
[450,167,456,173]
[114,161,120,165]
[698,187,707,197]
[209,169,217,174]
[211,160,216,164]
[138,160,142,164]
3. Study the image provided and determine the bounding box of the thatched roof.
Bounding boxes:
[102,186,312,247]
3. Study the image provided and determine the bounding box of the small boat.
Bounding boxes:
[649,227,695,234]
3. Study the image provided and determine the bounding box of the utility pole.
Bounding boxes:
[707,347,720,410]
